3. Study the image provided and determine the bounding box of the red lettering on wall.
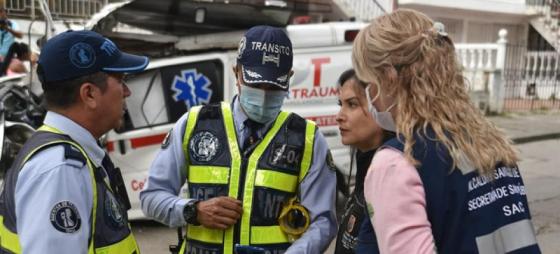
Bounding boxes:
[306,115,338,127]
[311,58,331,87]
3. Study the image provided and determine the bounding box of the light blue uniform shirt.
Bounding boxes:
[140,97,337,253]
[15,111,105,254]
[0,20,19,58]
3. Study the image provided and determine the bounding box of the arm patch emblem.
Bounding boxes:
[50,201,81,233]
[326,150,337,171]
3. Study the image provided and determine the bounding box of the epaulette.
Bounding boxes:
[61,143,87,167]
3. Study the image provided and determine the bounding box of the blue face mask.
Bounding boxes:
[239,85,287,123]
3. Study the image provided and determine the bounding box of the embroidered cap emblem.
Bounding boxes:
[190,131,221,162]
[69,42,95,68]
[50,201,81,233]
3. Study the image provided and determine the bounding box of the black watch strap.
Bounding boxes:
[184,199,200,225]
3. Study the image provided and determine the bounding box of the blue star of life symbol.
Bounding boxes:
[171,69,213,108]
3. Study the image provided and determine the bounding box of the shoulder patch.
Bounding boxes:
[50,201,81,233]
[326,150,337,171]
[161,130,172,149]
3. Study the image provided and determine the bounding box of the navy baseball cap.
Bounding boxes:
[38,30,149,83]
[237,26,293,91]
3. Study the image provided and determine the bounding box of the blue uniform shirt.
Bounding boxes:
[140,97,338,253]
[15,111,105,254]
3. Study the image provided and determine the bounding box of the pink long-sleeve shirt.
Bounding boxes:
[363,147,437,254]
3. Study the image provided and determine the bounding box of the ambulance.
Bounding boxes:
[100,21,366,219]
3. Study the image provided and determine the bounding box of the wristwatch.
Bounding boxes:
[183,199,200,225]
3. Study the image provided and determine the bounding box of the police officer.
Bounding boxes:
[0,30,149,253]
[140,25,337,254]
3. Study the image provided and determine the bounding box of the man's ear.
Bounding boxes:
[79,82,100,109]
[233,65,242,94]
[288,70,294,78]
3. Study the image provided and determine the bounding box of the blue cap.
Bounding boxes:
[237,26,293,90]
[38,30,149,83]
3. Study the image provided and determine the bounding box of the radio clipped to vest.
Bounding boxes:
[278,196,310,242]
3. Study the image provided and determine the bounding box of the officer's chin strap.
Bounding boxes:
[278,196,310,242]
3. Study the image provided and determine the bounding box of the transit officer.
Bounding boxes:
[0,30,149,254]
[140,25,337,254]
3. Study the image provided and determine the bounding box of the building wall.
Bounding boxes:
[399,4,529,45]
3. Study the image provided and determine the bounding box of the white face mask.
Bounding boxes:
[365,83,397,132]
[239,85,287,123]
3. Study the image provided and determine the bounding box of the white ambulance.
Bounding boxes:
[103,22,365,219]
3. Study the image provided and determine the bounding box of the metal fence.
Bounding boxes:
[455,29,560,113]
[502,44,560,111]
[3,0,108,20]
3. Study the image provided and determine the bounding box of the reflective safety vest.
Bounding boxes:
[179,102,316,254]
[0,126,139,254]
[362,128,541,254]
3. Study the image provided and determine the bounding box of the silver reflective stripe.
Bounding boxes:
[476,219,537,254]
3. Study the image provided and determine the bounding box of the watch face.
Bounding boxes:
[184,201,198,223]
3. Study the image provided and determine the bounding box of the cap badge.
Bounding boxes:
[262,52,280,67]
[69,42,95,68]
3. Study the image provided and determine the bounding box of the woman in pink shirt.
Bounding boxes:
[351,9,540,254]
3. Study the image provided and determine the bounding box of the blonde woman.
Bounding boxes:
[352,9,541,254]
[334,69,393,253]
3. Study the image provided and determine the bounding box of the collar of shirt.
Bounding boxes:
[43,111,105,167]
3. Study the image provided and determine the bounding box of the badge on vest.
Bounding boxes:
[104,190,125,229]
[50,201,82,233]
[268,143,302,170]
[189,131,221,162]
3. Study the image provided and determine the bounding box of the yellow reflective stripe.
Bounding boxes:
[187,225,224,244]
[183,106,202,177]
[299,121,316,183]
[188,166,230,184]
[240,111,290,245]
[179,240,187,254]
[94,233,139,254]
[0,216,21,253]
[250,225,289,244]
[35,127,98,254]
[221,102,241,254]
[255,169,298,193]
[38,124,63,134]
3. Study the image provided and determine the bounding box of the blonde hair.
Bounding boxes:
[352,9,518,173]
